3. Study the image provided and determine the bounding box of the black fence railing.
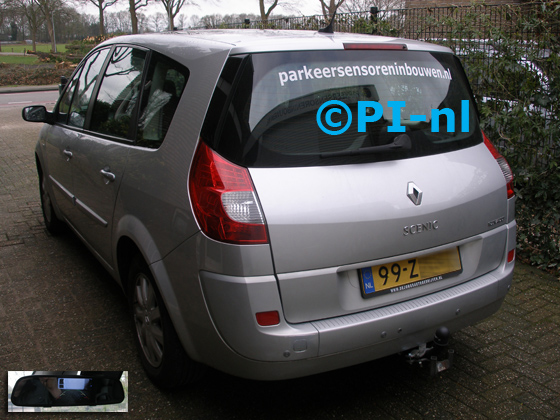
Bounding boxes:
[204,3,550,37]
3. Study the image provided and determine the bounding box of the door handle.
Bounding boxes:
[63,149,73,161]
[100,168,116,183]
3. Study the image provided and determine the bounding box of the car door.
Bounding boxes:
[69,46,148,268]
[44,48,110,221]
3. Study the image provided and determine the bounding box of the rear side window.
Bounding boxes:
[136,52,189,149]
[90,47,147,139]
[203,50,483,168]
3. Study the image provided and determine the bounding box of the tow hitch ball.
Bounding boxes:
[405,327,454,375]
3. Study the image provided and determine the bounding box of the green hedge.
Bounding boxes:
[410,3,560,275]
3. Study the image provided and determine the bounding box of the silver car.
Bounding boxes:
[23,29,516,387]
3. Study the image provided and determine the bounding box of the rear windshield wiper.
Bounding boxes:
[320,134,411,158]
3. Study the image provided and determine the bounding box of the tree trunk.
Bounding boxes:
[99,3,105,36]
[31,28,37,52]
[129,0,138,34]
[45,16,55,52]
[168,8,174,31]
[259,0,266,22]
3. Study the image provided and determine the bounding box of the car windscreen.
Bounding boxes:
[202,49,483,168]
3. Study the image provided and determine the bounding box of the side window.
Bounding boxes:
[136,52,189,148]
[67,48,110,128]
[90,47,147,139]
[57,76,79,124]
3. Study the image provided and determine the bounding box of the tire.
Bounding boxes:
[39,169,64,235]
[128,255,205,388]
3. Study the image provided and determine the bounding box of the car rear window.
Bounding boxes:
[202,49,483,168]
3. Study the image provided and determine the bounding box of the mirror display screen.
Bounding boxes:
[58,378,91,390]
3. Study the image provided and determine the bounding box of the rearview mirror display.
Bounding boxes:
[11,374,125,407]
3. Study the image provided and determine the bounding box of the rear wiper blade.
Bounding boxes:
[320,134,411,158]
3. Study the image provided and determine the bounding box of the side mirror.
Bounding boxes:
[11,374,125,407]
[22,105,54,124]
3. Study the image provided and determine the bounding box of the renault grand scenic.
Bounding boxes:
[23,29,516,387]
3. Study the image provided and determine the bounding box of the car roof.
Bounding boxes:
[99,29,453,56]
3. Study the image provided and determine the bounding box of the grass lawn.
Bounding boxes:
[0,43,67,54]
[0,55,40,65]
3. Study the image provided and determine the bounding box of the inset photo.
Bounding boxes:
[7,371,128,413]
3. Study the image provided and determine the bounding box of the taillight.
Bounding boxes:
[189,141,268,244]
[482,132,515,199]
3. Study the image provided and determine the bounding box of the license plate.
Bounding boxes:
[359,248,462,298]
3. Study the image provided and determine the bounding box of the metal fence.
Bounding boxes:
[214,3,554,38]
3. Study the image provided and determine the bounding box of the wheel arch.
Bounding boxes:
[114,215,162,290]
[114,217,201,362]
[116,235,140,294]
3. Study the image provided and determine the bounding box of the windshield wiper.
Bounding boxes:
[320,134,411,158]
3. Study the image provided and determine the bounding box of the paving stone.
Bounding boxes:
[503,336,541,355]
[484,383,524,404]
[479,342,514,358]
[515,392,560,419]
[524,307,554,323]
[511,363,553,387]
[480,354,516,372]
[487,400,528,418]
[515,376,557,401]
[482,368,520,388]
[548,395,560,410]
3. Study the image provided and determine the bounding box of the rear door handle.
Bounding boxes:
[100,168,116,183]
[63,149,73,161]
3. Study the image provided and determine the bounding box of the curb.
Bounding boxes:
[0,85,58,94]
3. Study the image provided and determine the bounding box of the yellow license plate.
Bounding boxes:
[359,248,462,298]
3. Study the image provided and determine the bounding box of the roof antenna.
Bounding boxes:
[318,10,337,33]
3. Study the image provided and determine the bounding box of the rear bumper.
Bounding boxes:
[198,258,513,380]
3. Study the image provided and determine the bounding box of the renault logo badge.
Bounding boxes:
[407,182,423,206]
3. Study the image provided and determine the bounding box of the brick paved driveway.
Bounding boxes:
[1,104,559,419]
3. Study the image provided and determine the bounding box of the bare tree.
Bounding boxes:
[106,9,131,33]
[222,14,238,25]
[157,0,191,31]
[258,0,278,23]
[58,7,99,40]
[199,13,222,28]
[81,0,119,36]
[176,12,187,29]
[133,10,149,32]
[6,0,45,51]
[319,0,345,21]
[128,0,148,34]
[35,0,64,52]
[24,1,45,50]
[150,11,166,31]
[187,13,199,27]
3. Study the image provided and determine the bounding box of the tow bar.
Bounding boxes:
[404,326,454,375]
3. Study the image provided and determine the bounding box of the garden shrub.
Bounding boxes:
[433,3,559,274]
